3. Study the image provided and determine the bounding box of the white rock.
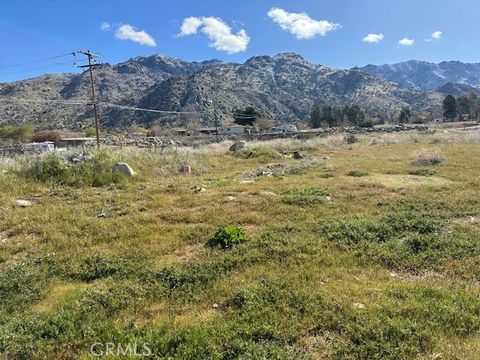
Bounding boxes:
[16,200,32,207]
[113,163,137,177]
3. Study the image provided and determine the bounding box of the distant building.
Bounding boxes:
[218,125,251,135]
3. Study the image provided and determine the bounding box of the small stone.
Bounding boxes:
[353,302,366,309]
[212,303,219,309]
[325,196,333,202]
[240,180,255,184]
[389,272,398,278]
[229,141,246,152]
[191,185,206,193]
[225,196,236,201]
[323,156,330,160]
[16,199,32,207]
[470,216,476,223]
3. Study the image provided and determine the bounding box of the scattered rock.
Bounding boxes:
[292,151,304,160]
[191,185,206,193]
[389,272,398,278]
[212,303,219,309]
[323,156,330,160]
[113,162,137,177]
[96,212,107,218]
[353,302,366,309]
[325,196,333,202]
[229,141,246,152]
[16,199,32,207]
[225,196,236,201]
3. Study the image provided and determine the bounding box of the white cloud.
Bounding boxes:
[179,16,250,54]
[267,7,340,39]
[399,37,415,46]
[115,24,157,47]
[362,33,384,44]
[432,31,442,40]
[100,22,111,32]
[180,17,203,36]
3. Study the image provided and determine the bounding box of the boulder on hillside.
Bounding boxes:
[229,142,246,152]
[113,163,137,177]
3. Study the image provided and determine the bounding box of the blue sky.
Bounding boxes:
[1,0,479,81]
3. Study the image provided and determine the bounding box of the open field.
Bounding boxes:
[0,128,479,359]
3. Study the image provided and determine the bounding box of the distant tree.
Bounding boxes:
[85,127,96,137]
[443,95,458,121]
[342,104,365,126]
[398,108,412,124]
[309,105,322,128]
[253,117,274,132]
[32,130,61,146]
[321,106,338,128]
[0,123,34,142]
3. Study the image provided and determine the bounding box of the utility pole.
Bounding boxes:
[77,50,100,148]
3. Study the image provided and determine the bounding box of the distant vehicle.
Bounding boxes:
[269,125,298,133]
[23,141,55,155]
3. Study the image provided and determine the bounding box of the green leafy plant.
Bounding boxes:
[207,227,247,249]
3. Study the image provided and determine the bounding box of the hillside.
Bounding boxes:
[435,82,480,96]
[0,55,222,128]
[1,53,447,129]
[360,60,480,91]
[106,53,442,127]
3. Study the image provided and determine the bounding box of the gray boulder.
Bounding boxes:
[229,141,246,152]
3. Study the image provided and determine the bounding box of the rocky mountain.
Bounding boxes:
[0,55,222,128]
[435,82,480,96]
[360,60,480,91]
[107,53,442,127]
[1,53,444,129]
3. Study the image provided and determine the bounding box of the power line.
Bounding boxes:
[0,53,75,70]
[0,98,88,105]
[102,103,213,115]
[0,60,87,78]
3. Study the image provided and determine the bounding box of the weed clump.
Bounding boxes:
[234,146,282,161]
[411,149,444,166]
[207,226,247,249]
[347,170,368,177]
[283,187,329,206]
[17,150,127,187]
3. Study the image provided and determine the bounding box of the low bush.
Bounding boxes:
[234,146,282,161]
[408,168,437,177]
[207,226,247,249]
[17,150,126,187]
[347,170,368,177]
[411,149,444,166]
[344,134,359,144]
[283,187,329,206]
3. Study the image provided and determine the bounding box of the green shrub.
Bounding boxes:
[234,146,282,160]
[344,134,358,144]
[18,150,126,187]
[408,168,437,177]
[282,187,328,206]
[207,227,247,249]
[347,170,368,177]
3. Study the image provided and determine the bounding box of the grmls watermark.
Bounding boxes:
[90,342,152,357]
